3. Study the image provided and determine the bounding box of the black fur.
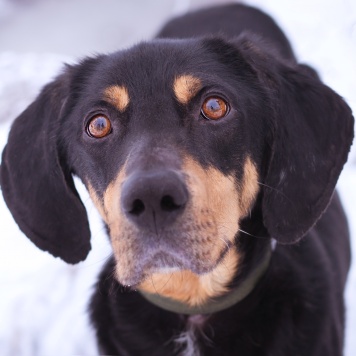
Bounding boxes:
[0,4,354,355]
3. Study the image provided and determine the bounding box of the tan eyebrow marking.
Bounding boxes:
[103,85,130,112]
[173,75,202,105]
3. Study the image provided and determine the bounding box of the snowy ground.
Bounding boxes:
[0,0,355,355]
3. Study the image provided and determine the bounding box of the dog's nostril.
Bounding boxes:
[160,195,181,212]
[130,199,145,216]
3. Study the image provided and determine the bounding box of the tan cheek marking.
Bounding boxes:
[240,157,259,217]
[139,157,242,306]
[183,157,241,242]
[103,172,126,225]
[139,248,239,306]
[173,75,201,105]
[103,85,130,112]
[87,183,106,220]
[87,167,138,285]
[100,167,151,285]
[87,168,126,226]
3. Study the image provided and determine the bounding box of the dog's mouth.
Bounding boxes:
[122,251,184,287]
[123,255,186,288]
[134,239,240,307]
[111,227,231,287]
[141,241,232,276]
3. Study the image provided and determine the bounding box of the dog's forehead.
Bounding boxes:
[94,39,224,97]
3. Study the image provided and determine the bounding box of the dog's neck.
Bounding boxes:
[139,245,272,315]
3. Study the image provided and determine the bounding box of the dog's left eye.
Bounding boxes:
[86,114,112,138]
[201,96,229,120]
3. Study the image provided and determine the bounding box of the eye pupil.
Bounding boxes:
[201,97,228,120]
[207,99,220,112]
[87,115,112,138]
[93,117,106,130]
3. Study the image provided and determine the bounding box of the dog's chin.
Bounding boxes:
[115,247,226,287]
[115,250,217,287]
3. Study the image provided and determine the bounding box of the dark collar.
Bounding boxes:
[139,246,272,315]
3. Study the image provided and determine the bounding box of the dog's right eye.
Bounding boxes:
[201,96,229,120]
[86,114,112,138]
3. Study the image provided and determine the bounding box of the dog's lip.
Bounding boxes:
[115,228,232,286]
[142,250,185,273]
[153,266,181,273]
[116,250,184,286]
[117,246,227,287]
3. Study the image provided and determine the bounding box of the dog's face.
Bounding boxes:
[63,40,264,289]
[1,37,353,304]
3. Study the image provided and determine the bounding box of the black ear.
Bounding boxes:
[261,57,354,243]
[1,69,91,263]
[228,36,354,243]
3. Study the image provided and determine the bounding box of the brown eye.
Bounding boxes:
[201,96,228,120]
[87,114,112,138]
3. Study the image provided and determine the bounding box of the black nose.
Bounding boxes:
[121,170,189,233]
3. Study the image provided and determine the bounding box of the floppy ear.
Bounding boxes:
[260,56,354,243]
[1,70,91,263]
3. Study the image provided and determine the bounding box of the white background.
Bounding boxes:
[0,0,355,354]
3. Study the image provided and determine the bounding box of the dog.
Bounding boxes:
[0,3,354,355]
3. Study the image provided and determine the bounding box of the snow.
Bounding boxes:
[0,1,355,355]
[0,53,112,353]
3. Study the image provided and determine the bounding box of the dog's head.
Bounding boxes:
[1,37,353,304]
